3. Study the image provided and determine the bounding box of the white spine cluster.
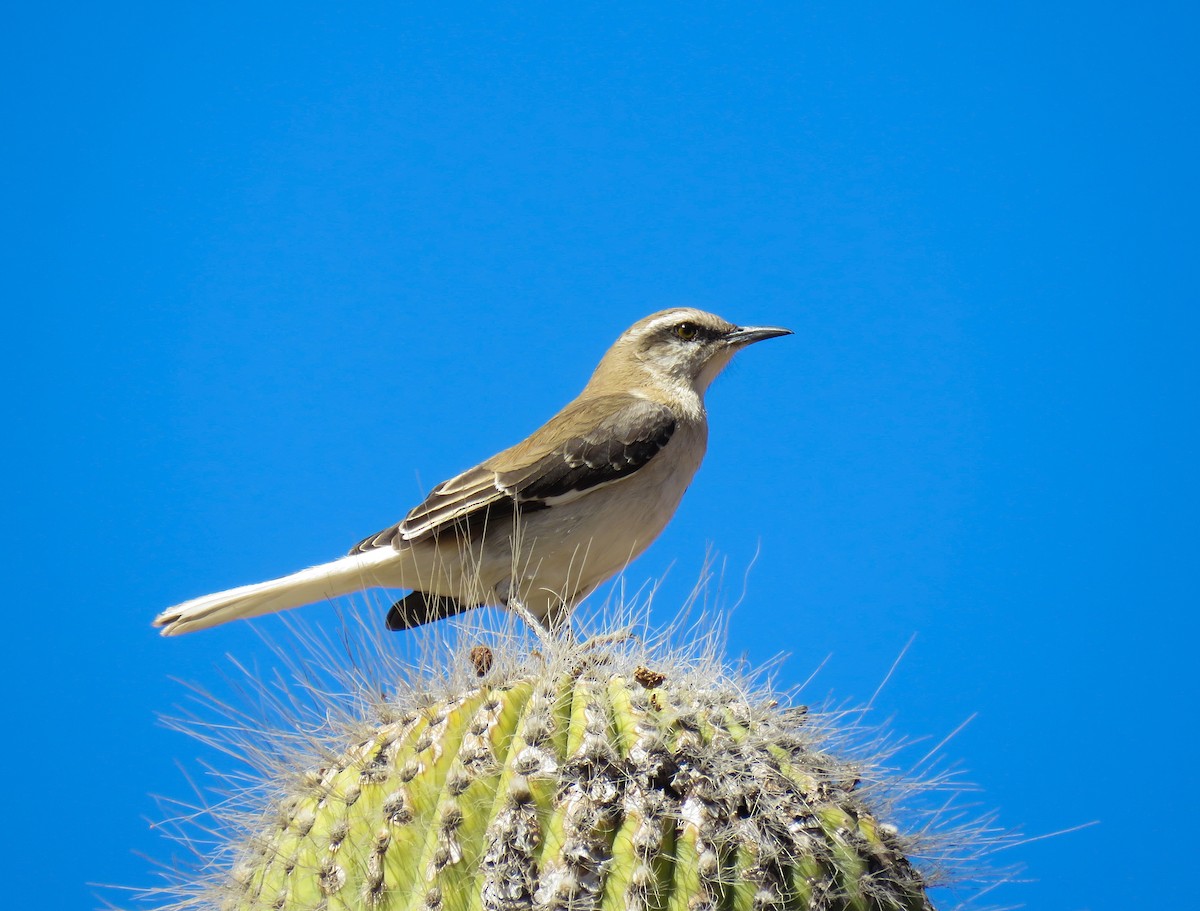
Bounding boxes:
[139,605,1000,911]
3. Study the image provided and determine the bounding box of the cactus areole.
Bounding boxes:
[224,664,932,911]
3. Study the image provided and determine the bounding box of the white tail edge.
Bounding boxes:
[154,548,400,636]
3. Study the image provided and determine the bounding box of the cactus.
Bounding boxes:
[156,619,942,911]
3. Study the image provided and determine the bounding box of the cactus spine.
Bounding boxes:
[216,650,932,911]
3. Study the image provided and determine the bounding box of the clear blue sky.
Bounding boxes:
[4,4,1196,909]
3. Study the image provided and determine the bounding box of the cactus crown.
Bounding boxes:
[148,612,972,911]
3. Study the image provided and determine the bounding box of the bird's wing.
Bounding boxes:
[350,395,676,552]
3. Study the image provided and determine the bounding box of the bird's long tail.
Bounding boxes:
[154,548,401,636]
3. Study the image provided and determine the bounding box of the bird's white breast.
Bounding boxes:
[500,416,709,616]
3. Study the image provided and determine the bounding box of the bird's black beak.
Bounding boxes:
[724,324,793,346]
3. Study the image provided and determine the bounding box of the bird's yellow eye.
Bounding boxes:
[674,322,699,341]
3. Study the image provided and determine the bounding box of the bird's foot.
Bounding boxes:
[578,623,638,652]
[561,624,640,676]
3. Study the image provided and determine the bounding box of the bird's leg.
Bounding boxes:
[552,596,638,665]
[505,594,552,640]
[497,581,562,646]
[541,598,578,643]
[540,596,638,653]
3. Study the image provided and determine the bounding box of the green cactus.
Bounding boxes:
[184,631,935,911]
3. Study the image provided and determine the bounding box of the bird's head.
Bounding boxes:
[588,308,792,402]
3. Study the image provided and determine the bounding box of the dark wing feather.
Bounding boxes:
[493,399,676,503]
[350,395,675,552]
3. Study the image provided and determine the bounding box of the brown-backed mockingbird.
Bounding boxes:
[154,308,790,636]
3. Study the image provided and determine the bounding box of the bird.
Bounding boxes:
[154,308,791,636]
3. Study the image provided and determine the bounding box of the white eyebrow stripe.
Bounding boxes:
[639,309,700,335]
